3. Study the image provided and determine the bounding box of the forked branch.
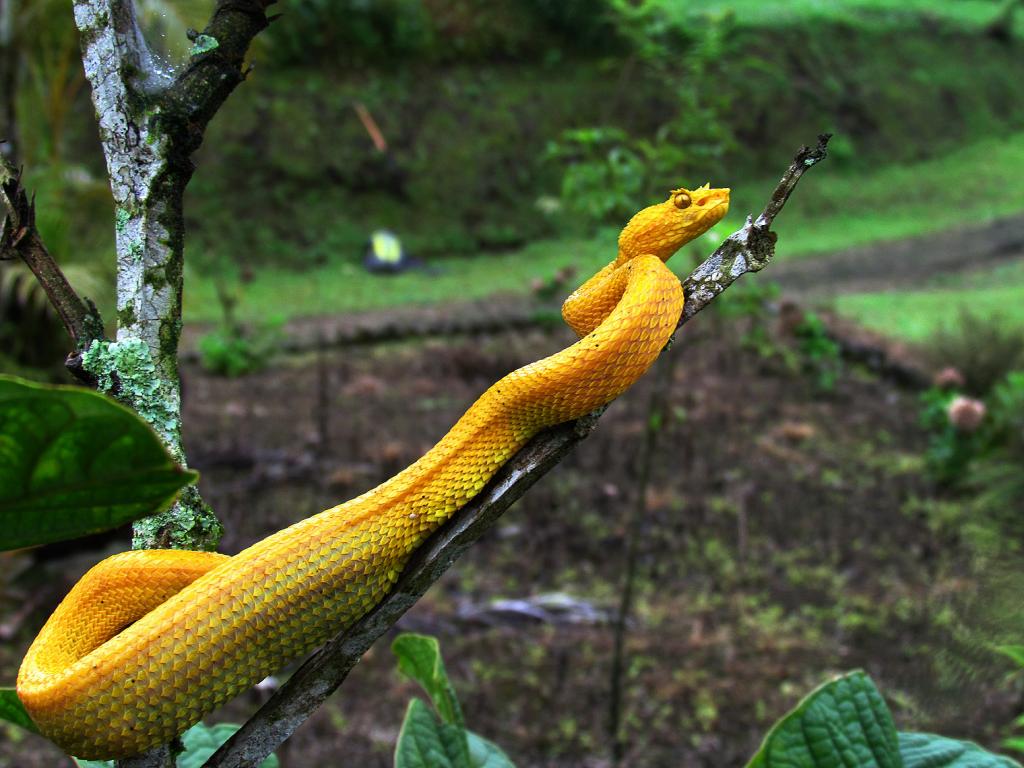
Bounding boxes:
[204,134,832,768]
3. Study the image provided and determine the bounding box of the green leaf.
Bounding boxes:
[0,376,196,551]
[392,633,465,729]
[73,760,113,768]
[900,732,1021,767]
[395,698,471,768]
[994,645,1024,669]
[467,731,516,768]
[746,670,901,767]
[1004,738,1024,753]
[177,722,279,768]
[0,687,38,733]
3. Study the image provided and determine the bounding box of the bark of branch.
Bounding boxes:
[70,2,274,766]
[204,134,832,768]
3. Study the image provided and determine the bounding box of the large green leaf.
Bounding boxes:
[747,671,901,767]
[467,731,516,768]
[994,645,1024,669]
[392,633,465,729]
[0,687,38,733]
[177,722,279,768]
[0,376,196,550]
[394,698,471,768]
[900,732,1021,767]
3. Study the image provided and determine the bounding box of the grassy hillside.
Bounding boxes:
[183,130,1024,323]
[836,260,1024,342]
[16,1,1024,332]
[664,0,1024,30]
[183,0,1024,271]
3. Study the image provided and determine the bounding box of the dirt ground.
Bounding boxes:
[2,310,1021,767]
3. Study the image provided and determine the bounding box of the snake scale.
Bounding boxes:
[17,185,729,759]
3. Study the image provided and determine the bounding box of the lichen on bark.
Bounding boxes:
[81,338,180,451]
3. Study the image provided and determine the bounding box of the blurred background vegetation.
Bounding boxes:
[2,0,1023,334]
[3,1,1024,766]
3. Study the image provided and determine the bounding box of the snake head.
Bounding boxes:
[617,184,730,263]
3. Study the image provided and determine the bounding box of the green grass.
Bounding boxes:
[835,260,1024,343]
[662,0,1019,31]
[185,231,616,323]
[744,130,1024,259]
[185,131,1024,325]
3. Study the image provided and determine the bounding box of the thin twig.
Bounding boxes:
[609,352,677,764]
[0,156,104,381]
[204,135,831,768]
[679,133,831,323]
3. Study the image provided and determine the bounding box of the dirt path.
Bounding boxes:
[180,213,1024,357]
[770,213,1024,296]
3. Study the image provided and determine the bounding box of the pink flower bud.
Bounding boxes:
[947,396,986,432]
[933,367,965,390]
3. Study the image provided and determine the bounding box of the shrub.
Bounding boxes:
[970,371,1024,521]
[919,387,985,485]
[794,312,842,393]
[544,127,646,228]
[923,309,1024,396]
[197,320,283,378]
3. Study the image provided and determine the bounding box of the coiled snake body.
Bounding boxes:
[18,185,729,759]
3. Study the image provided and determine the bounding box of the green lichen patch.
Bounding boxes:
[81,338,181,452]
[115,206,130,234]
[132,486,223,551]
[190,34,220,56]
[126,237,145,264]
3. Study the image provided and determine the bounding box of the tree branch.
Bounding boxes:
[0,156,105,382]
[70,2,274,766]
[204,134,832,768]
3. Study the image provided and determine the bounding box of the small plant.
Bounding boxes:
[919,370,1024,489]
[793,312,842,392]
[544,127,646,228]
[385,639,1021,768]
[996,644,1024,756]
[748,670,1018,767]
[197,320,283,378]
[919,386,985,485]
[391,633,514,768]
[197,280,283,377]
[923,309,1024,396]
[969,372,1024,520]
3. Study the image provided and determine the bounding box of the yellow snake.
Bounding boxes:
[17,185,729,760]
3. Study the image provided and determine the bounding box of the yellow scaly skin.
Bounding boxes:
[17,185,729,760]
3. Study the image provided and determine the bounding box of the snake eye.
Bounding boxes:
[673,192,691,209]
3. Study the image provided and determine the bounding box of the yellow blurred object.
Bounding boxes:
[17,185,729,760]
